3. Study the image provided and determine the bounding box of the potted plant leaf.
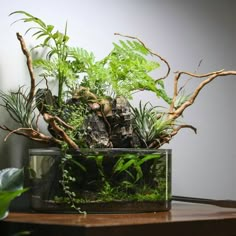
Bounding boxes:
[0,11,235,214]
[0,168,27,220]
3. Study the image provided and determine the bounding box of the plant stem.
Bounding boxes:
[58,76,64,106]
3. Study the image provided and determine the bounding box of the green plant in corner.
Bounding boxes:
[0,168,28,220]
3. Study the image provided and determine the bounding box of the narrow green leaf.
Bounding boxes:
[118,159,136,172]
[137,154,160,166]
[47,24,54,33]
[70,159,87,172]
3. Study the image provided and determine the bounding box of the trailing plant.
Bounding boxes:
[59,153,86,214]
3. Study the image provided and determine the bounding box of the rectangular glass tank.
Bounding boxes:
[28,148,171,213]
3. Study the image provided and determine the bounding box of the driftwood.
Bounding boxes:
[1,33,236,150]
[16,33,36,105]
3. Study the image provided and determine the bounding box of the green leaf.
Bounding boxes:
[43,36,51,46]
[10,11,46,28]
[113,158,124,173]
[134,165,143,181]
[0,168,24,191]
[118,159,136,173]
[47,24,54,33]
[99,39,165,99]
[137,154,161,166]
[0,168,28,220]
[0,189,27,220]
[69,159,87,172]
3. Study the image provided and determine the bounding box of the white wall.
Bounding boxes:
[0,0,235,200]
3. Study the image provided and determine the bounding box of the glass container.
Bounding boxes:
[28,148,171,213]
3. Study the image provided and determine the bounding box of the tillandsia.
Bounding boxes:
[0,10,236,151]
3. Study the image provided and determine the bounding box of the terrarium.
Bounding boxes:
[0,11,235,214]
[28,148,171,213]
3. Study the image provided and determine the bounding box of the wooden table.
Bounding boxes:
[1,203,236,236]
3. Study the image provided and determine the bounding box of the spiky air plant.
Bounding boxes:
[131,102,173,148]
[0,87,37,128]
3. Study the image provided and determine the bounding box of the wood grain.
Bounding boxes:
[1,203,236,236]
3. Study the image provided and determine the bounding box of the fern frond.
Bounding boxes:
[100,40,167,99]
[69,47,95,68]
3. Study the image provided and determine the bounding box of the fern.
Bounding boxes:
[69,47,95,68]
[95,40,171,103]
[11,11,172,105]
[83,62,111,96]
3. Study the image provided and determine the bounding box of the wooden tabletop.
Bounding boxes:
[1,202,236,236]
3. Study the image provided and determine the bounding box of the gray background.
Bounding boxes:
[0,0,235,200]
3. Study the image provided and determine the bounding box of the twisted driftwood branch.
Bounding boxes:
[43,113,79,150]
[168,70,236,120]
[0,125,61,145]
[16,33,35,104]
[148,124,197,149]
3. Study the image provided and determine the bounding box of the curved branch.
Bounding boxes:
[43,113,79,150]
[148,124,197,149]
[168,70,236,120]
[170,124,197,137]
[160,125,197,147]
[0,125,61,145]
[169,69,224,115]
[53,116,75,130]
[16,33,36,103]
[114,33,171,82]
[175,69,224,78]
